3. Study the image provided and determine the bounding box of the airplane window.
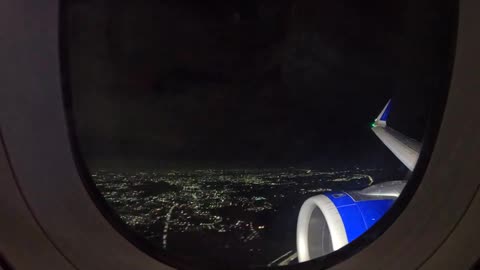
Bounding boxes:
[63,0,456,268]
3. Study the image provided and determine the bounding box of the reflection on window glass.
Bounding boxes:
[66,0,453,268]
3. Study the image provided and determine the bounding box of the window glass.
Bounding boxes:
[65,0,455,268]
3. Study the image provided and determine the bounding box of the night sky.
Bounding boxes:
[66,0,456,169]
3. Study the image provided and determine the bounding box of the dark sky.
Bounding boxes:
[66,0,456,168]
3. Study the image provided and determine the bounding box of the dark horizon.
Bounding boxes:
[83,153,409,180]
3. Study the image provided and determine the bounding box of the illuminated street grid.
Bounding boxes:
[92,168,379,250]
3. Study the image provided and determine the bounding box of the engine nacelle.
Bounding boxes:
[296,181,406,262]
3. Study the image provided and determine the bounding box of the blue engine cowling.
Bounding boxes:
[296,181,406,262]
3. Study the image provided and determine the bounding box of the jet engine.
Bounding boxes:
[296,181,406,262]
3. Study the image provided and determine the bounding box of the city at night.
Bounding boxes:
[92,167,404,267]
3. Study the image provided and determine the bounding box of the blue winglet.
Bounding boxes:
[379,100,392,121]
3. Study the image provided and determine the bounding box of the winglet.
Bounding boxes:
[372,99,391,127]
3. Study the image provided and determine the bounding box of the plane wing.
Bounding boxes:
[371,100,421,171]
